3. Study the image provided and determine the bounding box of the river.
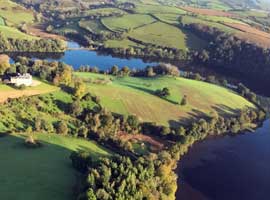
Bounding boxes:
[9,41,270,200]
[10,42,157,70]
[176,120,270,200]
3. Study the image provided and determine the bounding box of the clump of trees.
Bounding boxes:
[189,23,270,86]
[24,127,42,148]
[142,108,266,142]
[99,43,188,62]
[0,32,66,53]
[155,87,170,98]
[0,54,10,75]
[133,63,180,77]
[71,152,177,200]
[12,57,73,86]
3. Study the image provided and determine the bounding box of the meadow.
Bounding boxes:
[101,14,157,32]
[180,15,238,33]
[0,0,34,26]
[153,13,182,24]
[134,3,187,14]
[129,21,206,50]
[81,7,126,17]
[0,80,58,103]
[75,72,255,127]
[79,19,109,34]
[0,133,111,200]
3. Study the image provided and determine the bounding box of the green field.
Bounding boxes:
[198,15,247,25]
[75,72,255,127]
[101,14,157,32]
[0,133,111,200]
[0,0,34,26]
[128,21,206,50]
[0,80,58,104]
[0,25,38,39]
[81,7,126,17]
[105,38,145,48]
[134,3,187,14]
[79,19,110,34]
[153,13,182,24]
[180,15,238,33]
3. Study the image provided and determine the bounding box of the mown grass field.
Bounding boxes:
[128,21,206,50]
[75,72,255,127]
[0,133,111,200]
[0,80,58,103]
[101,14,157,32]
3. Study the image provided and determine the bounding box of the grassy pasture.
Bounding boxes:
[198,15,247,25]
[75,72,255,127]
[128,21,206,50]
[81,7,126,16]
[134,4,187,14]
[105,38,145,48]
[79,19,110,34]
[0,80,58,103]
[0,133,111,200]
[153,13,182,24]
[0,25,38,40]
[101,14,156,32]
[181,15,238,33]
[0,0,34,26]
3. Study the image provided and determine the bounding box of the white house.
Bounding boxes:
[3,73,33,87]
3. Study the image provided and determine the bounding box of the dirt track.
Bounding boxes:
[180,6,236,17]
[27,25,66,40]
[118,131,164,152]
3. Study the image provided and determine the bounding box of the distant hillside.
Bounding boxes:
[155,0,270,10]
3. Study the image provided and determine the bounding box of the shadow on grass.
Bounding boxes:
[119,82,179,105]
[0,134,110,200]
[168,103,254,128]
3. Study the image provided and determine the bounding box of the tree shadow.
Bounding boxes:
[119,82,179,105]
[54,99,71,113]
[182,28,208,51]
[168,103,253,128]
[0,133,110,200]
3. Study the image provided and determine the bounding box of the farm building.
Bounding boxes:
[2,73,33,86]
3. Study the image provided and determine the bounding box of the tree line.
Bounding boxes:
[0,32,66,53]
[188,23,270,86]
